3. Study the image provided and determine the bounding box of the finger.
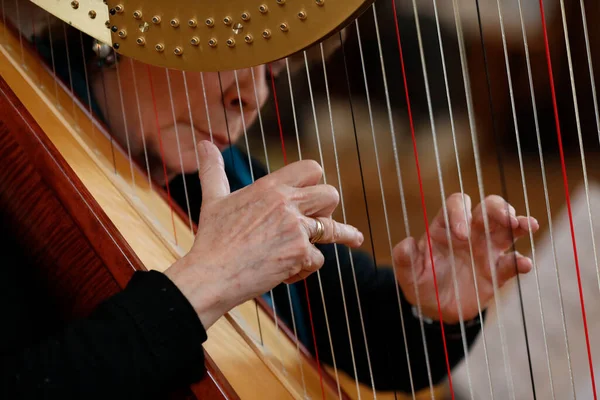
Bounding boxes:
[513,216,540,238]
[293,184,340,217]
[283,246,324,284]
[303,217,364,248]
[445,193,472,240]
[262,159,323,188]
[198,141,231,200]
[495,251,533,286]
[473,195,517,230]
[392,237,424,289]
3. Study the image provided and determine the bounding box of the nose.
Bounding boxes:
[222,67,267,112]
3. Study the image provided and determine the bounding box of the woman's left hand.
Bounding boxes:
[393,193,539,324]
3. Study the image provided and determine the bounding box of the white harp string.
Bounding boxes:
[129,59,153,189]
[44,12,58,105]
[514,0,576,395]
[579,2,600,197]
[428,0,493,396]
[236,68,290,377]
[494,0,555,397]
[61,24,79,127]
[165,68,194,234]
[182,71,201,173]
[353,13,424,399]
[557,0,600,307]
[280,61,310,399]
[303,49,344,399]
[113,56,136,191]
[317,41,369,400]
[451,1,517,398]
[13,0,23,63]
[199,72,214,144]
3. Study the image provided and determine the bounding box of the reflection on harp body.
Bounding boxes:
[0,0,599,399]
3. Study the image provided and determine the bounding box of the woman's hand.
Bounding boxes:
[393,193,539,324]
[165,141,363,328]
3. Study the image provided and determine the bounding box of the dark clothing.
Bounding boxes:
[0,227,207,399]
[169,147,484,392]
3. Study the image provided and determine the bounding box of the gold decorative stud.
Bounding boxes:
[226,38,235,47]
[117,29,127,38]
[279,23,288,32]
[114,4,123,13]
[170,19,180,28]
[88,10,97,19]
[233,23,243,34]
[139,22,150,33]
[70,1,79,9]
[241,12,250,21]
[190,36,200,46]
[205,18,214,27]
[297,11,307,20]
[276,0,286,4]
[136,37,145,46]
[155,43,164,52]
[258,4,268,13]
[316,0,324,5]
[133,10,142,19]
[244,34,253,43]
[208,38,217,47]
[173,46,183,56]
[223,16,232,26]
[188,19,197,27]
[262,29,271,39]
[151,15,161,24]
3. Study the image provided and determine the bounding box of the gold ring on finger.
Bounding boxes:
[310,218,325,244]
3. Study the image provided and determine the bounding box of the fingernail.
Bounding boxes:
[509,205,516,215]
[456,222,468,239]
[357,232,364,244]
[510,215,519,227]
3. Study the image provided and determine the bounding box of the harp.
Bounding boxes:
[1,0,599,398]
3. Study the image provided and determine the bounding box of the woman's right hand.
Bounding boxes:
[165,141,363,329]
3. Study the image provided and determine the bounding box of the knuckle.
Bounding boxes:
[325,185,340,206]
[304,160,323,177]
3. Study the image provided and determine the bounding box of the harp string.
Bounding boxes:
[579,2,600,193]
[268,60,327,400]
[281,59,311,399]
[164,68,194,233]
[404,0,489,397]
[146,65,179,245]
[113,56,136,192]
[316,41,367,399]
[61,23,78,127]
[232,68,288,374]
[428,0,492,397]
[514,0,576,395]
[450,0,516,397]
[364,5,454,399]
[352,9,434,396]
[237,67,292,382]
[471,0,534,397]
[181,71,201,173]
[302,49,351,399]
[493,0,556,397]
[557,0,600,312]
[130,58,153,189]
[537,0,598,397]
[199,72,214,143]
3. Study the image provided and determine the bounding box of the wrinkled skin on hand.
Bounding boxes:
[166,141,363,328]
[394,193,539,324]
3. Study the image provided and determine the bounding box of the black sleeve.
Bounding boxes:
[284,244,483,393]
[0,270,208,400]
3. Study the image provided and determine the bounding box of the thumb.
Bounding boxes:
[198,141,230,200]
[392,237,422,291]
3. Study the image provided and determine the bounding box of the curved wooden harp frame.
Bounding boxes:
[2,0,600,398]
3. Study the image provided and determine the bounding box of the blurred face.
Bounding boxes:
[91,57,284,184]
